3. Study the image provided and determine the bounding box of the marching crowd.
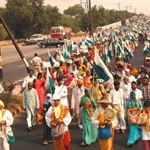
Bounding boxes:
[1,17,150,150]
[21,18,150,150]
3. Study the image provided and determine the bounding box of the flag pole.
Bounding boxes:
[91,68,95,98]
[49,67,53,95]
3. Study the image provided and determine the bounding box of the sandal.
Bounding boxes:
[116,130,120,133]
[121,129,125,134]
[80,142,89,146]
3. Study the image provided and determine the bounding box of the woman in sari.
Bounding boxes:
[33,72,45,124]
[126,91,143,147]
[80,89,98,146]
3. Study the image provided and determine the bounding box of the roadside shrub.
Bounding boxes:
[0,82,22,110]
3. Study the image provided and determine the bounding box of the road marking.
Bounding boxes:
[3,60,20,65]
[14,78,24,84]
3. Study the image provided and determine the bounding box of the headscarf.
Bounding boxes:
[130,91,136,99]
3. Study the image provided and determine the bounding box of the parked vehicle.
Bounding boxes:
[38,38,64,48]
[24,34,44,45]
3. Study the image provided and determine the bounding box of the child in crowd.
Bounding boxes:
[42,93,53,145]
[138,100,150,150]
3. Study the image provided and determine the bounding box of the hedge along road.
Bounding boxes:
[9,41,145,150]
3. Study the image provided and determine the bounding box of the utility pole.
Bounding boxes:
[0,16,30,73]
[125,6,128,11]
[129,5,132,13]
[88,0,93,36]
[80,0,88,13]
[117,2,121,11]
[134,8,137,14]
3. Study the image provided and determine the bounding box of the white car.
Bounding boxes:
[24,34,44,45]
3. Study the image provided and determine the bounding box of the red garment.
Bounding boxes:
[63,130,71,150]
[34,78,45,115]
[64,74,73,86]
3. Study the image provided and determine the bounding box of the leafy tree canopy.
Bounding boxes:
[0,2,136,39]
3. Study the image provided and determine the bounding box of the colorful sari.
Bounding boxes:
[126,92,143,146]
[34,78,45,123]
[80,89,98,145]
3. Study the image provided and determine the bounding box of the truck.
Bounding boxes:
[50,26,72,40]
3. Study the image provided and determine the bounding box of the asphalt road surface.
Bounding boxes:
[11,112,142,150]
[1,37,81,84]
[2,44,58,84]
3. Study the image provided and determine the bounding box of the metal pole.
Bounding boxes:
[0,15,30,73]
[88,0,93,36]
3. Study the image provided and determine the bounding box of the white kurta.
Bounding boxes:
[71,86,85,115]
[0,109,14,150]
[120,82,131,101]
[109,88,126,130]
[23,88,39,127]
[54,85,68,106]
[127,88,143,100]
[22,75,36,89]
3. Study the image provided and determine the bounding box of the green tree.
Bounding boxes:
[5,0,44,38]
[63,4,86,32]
[41,5,62,34]
[63,4,84,17]
[0,24,8,40]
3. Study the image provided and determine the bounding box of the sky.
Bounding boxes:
[1,0,150,15]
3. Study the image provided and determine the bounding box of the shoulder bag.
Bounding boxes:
[6,128,15,144]
[2,110,15,143]
[51,122,65,138]
[98,125,112,139]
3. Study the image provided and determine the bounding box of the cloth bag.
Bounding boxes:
[6,127,15,143]
[51,122,65,138]
[98,125,112,139]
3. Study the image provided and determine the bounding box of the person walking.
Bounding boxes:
[42,93,53,145]
[23,82,39,131]
[0,100,14,150]
[92,98,115,150]
[80,89,98,146]
[138,100,150,150]
[33,72,45,124]
[109,81,126,134]
[30,53,43,76]
[139,77,150,102]
[45,94,72,150]
[54,77,69,107]
[126,91,143,147]
[21,69,36,93]
[90,78,107,103]
[71,76,85,130]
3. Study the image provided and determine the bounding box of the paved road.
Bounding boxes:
[11,112,142,150]
[2,45,57,83]
[1,37,81,84]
